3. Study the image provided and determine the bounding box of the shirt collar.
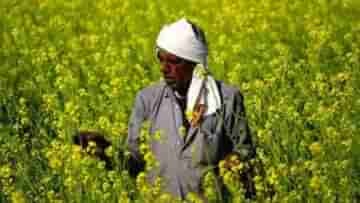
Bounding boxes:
[163,84,187,101]
[164,84,171,98]
[164,84,186,100]
[174,90,186,100]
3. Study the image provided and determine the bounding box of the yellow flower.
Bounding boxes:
[105,146,113,157]
[139,143,149,155]
[222,171,234,185]
[118,192,130,203]
[268,168,279,185]
[178,126,186,138]
[158,193,172,203]
[202,172,217,201]
[186,110,193,121]
[152,177,163,196]
[47,190,55,200]
[153,129,163,142]
[124,150,131,158]
[102,182,111,191]
[186,192,204,203]
[218,160,227,176]
[71,145,82,160]
[86,141,97,154]
[0,164,12,179]
[64,176,75,188]
[11,191,26,203]
[254,175,264,192]
[136,172,146,187]
[193,64,208,79]
[98,116,111,130]
[309,176,321,192]
[49,157,62,169]
[309,142,322,156]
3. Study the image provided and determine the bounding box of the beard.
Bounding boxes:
[164,78,191,95]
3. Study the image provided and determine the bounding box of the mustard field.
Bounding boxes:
[0,0,359,202]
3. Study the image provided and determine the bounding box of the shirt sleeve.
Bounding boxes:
[224,90,256,161]
[127,92,147,176]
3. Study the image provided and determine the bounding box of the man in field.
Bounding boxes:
[127,18,255,200]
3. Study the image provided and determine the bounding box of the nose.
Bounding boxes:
[160,62,170,74]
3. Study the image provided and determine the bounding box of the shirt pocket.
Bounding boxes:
[200,113,221,136]
[183,113,222,165]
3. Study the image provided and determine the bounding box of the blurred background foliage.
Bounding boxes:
[0,0,359,202]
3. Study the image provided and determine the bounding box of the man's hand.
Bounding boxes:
[73,130,113,170]
[223,152,242,171]
[220,152,256,199]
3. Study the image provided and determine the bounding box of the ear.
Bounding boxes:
[186,62,197,75]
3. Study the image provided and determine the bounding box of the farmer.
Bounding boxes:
[127,18,255,200]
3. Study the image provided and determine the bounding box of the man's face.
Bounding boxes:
[158,50,195,92]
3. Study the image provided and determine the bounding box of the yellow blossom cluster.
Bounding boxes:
[0,0,358,202]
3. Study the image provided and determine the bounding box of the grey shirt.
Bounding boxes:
[128,80,255,199]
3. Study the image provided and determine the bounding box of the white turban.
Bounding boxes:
[156,18,222,122]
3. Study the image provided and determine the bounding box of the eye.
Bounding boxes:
[157,53,164,62]
[169,57,183,64]
[157,50,187,65]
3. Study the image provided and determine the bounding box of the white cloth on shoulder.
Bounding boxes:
[156,18,222,119]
